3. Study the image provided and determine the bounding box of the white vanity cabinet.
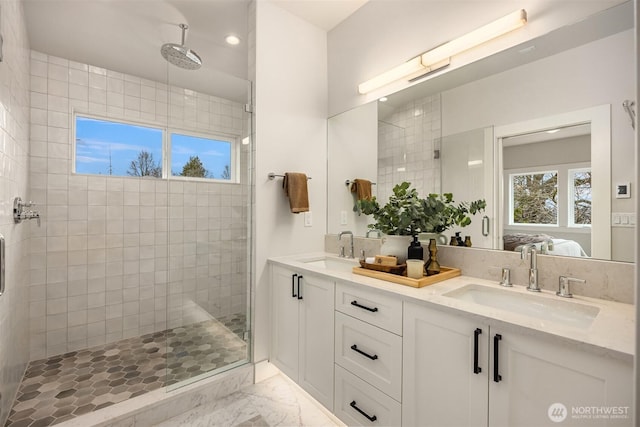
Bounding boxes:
[333,282,403,426]
[403,301,633,427]
[270,265,335,410]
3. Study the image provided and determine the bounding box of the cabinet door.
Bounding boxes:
[298,273,335,410]
[270,265,300,381]
[403,302,488,427]
[489,330,633,427]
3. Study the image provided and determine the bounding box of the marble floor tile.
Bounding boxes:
[156,374,342,427]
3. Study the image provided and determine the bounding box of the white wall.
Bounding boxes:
[253,1,328,363]
[327,0,628,116]
[0,0,30,424]
[442,30,635,261]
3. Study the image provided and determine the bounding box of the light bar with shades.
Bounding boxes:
[357,9,527,95]
[421,9,527,66]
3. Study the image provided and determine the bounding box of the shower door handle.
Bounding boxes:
[482,216,490,237]
[0,234,5,296]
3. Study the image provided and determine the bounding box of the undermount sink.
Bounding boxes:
[443,284,600,329]
[301,256,359,273]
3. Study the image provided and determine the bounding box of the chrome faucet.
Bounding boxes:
[338,231,354,258]
[366,229,381,238]
[557,275,586,298]
[542,238,554,254]
[520,243,540,292]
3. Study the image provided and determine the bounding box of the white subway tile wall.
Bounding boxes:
[377,94,441,201]
[29,51,250,359]
[0,1,31,424]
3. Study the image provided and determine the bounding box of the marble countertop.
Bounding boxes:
[269,252,635,362]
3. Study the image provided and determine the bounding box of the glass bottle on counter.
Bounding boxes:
[426,238,441,276]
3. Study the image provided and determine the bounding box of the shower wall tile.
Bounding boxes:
[28,51,250,359]
[0,1,31,425]
[377,94,442,201]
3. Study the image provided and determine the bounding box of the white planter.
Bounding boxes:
[380,235,413,264]
[418,233,448,246]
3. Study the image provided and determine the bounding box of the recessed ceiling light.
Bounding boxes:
[225,35,240,46]
[546,129,561,134]
[379,97,388,102]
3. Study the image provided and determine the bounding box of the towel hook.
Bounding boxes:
[622,100,635,130]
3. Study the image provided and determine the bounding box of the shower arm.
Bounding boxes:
[622,100,635,130]
[180,23,188,46]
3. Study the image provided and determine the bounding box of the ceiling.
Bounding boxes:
[271,0,369,31]
[22,0,368,102]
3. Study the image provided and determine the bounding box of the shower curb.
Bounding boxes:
[55,363,254,427]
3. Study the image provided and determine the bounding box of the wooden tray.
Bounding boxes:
[358,260,406,275]
[352,265,461,288]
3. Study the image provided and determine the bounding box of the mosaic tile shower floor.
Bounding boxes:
[4,315,247,427]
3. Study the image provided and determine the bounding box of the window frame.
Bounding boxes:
[167,128,239,183]
[72,111,240,184]
[567,166,592,228]
[504,161,591,234]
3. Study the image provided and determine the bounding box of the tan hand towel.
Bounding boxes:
[283,172,309,213]
[350,179,372,201]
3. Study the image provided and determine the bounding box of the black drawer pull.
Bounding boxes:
[351,300,378,312]
[297,275,303,300]
[350,400,377,422]
[494,334,502,383]
[351,344,378,360]
[473,328,482,374]
[291,274,298,298]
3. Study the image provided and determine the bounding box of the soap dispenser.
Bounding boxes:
[407,235,424,261]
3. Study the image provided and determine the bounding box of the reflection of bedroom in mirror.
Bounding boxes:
[501,123,592,258]
[494,105,613,261]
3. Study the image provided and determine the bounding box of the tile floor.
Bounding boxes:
[157,374,342,427]
[4,315,247,427]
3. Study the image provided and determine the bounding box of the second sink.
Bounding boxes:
[443,284,599,329]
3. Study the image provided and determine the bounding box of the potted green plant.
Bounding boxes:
[358,182,486,261]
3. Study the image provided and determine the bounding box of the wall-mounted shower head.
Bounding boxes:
[161,23,202,70]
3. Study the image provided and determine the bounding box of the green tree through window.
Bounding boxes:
[512,172,558,224]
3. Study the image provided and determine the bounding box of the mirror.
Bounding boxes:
[327,1,635,262]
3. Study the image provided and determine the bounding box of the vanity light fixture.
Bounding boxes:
[357,9,527,95]
[421,9,527,67]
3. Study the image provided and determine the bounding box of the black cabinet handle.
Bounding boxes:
[350,400,377,422]
[350,300,378,312]
[351,344,378,360]
[493,334,502,383]
[297,275,303,300]
[291,274,298,298]
[473,328,482,374]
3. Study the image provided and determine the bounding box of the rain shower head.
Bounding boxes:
[161,23,202,70]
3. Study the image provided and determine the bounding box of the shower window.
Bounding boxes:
[74,115,163,177]
[169,132,235,181]
[74,114,238,182]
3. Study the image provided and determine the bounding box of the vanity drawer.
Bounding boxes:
[335,282,402,335]
[334,364,401,427]
[335,311,402,401]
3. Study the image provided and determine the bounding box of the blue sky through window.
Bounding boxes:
[75,116,163,176]
[171,133,231,180]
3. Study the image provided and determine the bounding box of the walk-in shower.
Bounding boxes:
[1,3,253,426]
